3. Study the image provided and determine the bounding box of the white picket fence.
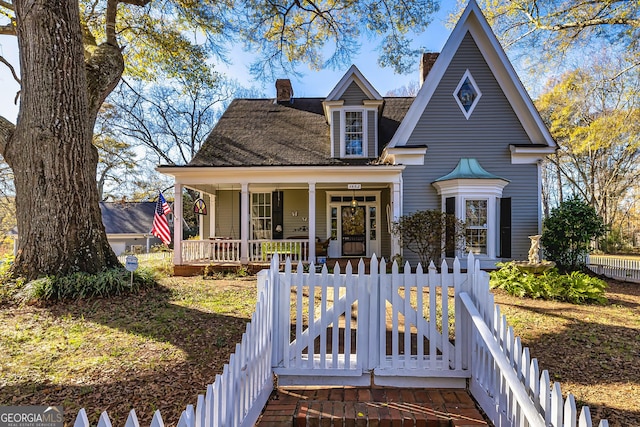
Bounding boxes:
[458,255,610,427]
[74,256,278,427]
[74,254,610,427]
[587,254,640,283]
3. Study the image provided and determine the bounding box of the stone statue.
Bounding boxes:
[528,235,541,264]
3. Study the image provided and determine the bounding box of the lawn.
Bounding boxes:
[0,276,258,427]
[0,273,638,427]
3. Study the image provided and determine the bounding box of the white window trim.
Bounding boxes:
[339,108,377,158]
[453,69,482,120]
[326,191,381,257]
[250,192,272,240]
[434,179,507,260]
[464,198,489,256]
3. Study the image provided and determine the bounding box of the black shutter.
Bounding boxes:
[272,191,284,240]
[445,197,456,258]
[500,198,512,258]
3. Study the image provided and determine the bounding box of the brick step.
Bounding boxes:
[256,388,489,427]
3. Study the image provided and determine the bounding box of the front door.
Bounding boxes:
[341,206,366,256]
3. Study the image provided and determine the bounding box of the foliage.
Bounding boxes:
[490,261,607,304]
[462,0,639,79]
[17,268,157,302]
[392,209,465,267]
[537,63,640,229]
[542,197,607,271]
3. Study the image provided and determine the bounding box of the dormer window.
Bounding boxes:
[345,111,364,156]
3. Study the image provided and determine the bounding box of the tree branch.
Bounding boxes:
[0,0,13,10]
[0,115,15,160]
[0,55,20,84]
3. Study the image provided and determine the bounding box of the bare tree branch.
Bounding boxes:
[0,55,20,84]
[0,115,15,160]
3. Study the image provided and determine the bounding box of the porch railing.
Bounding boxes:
[181,239,310,264]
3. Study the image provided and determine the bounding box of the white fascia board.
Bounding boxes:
[322,100,344,121]
[510,145,557,164]
[386,3,472,148]
[387,0,556,149]
[325,65,383,101]
[380,146,428,165]
[158,165,405,186]
[466,10,556,148]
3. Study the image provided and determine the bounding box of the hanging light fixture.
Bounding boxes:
[350,189,358,214]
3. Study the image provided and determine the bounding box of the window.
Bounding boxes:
[345,111,363,156]
[251,193,271,239]
[465,200,487,254]
[453,70,482,119]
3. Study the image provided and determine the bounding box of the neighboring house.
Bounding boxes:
[159,0,556,269]
[99,202,163,255]
[10,202,165,257]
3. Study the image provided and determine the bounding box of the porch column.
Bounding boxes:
[241,183,249,264]
[173,183,183,265]
[308,182,316,263]
[391,179,402,258]
[209,193,216,238]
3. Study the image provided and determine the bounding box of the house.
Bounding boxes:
[158,0,556,270]
[99,202,163,255]
[8,202,166,257]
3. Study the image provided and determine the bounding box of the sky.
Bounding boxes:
[0,0,459,123]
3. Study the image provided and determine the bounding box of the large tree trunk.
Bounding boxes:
[2,0,121,280]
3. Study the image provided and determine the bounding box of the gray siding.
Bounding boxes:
[401,31,539,264]
[341,82,367,105]
[332,110,340,157]
[367,110,376,157]
[215,190,240,239]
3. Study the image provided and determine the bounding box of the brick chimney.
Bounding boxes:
[419,52,439,87]
[275,79,293,103]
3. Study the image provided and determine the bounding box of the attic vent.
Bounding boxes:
[453,70,481,119]
[275,79,293,104]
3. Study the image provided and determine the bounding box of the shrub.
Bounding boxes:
[490,261,607,304]
[392,209,465,266]
[542,197,606,271]
[18,267,157,302]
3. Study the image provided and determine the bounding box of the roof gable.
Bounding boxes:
[325,65,382,102]
[387,0,555,149]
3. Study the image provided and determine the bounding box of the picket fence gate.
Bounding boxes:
[74,254,609,427]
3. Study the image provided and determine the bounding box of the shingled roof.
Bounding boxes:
[189,97,414,167]
[99,202,156,235]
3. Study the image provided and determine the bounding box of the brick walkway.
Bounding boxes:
[255,386,489,427]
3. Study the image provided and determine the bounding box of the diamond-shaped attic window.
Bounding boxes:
[453,70,481,119]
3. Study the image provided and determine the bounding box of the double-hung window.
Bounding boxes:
[344,111,364,156]
[465,199,487,255]
[251,193,272,240]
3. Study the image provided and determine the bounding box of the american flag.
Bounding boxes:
[151,192,172,245]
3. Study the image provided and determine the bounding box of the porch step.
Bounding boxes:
[256,387,489,427]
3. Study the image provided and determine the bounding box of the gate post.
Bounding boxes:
[367,255,381,370]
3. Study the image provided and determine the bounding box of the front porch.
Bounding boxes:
[161,165,406,269]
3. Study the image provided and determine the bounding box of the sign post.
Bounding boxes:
[124,255,139,287]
